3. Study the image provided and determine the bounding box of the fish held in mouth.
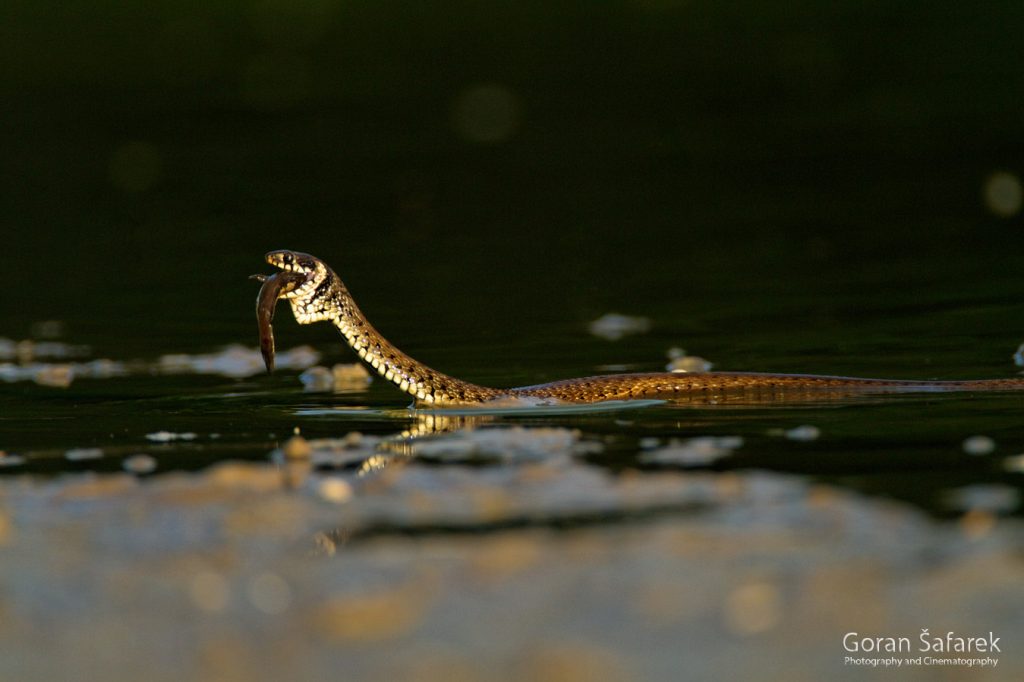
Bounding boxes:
[250,271,306,372]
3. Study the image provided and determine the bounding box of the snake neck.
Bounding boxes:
[310,274,502,405]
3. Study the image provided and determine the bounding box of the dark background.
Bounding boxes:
[3,1,1024,371]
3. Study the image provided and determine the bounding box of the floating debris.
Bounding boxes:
[299,366,334,392]
[269,432,386,470]
[0,453,25,468]
[31,364,74,388]
[0,359,131,388]
[962,435,996,455]
[412,427,599,464]
[282,434,312,460]
[332,363,372,386]
[0,338,91,361]
[80,359,128,379]
[300,363,373,392]
[665,347,713,373]
[0,341,318,387]
[588,313,651,341]
[639,436,743,467]
[0,364,27,383]
[316,477,353,504]
[784,425,821,442]
[1014,342,1024,367]
[158,344,320,379]
[946,484,1021,514]
[145,431,197,443]
[1002,454,1024,473]
[123,454,158,474]
[65,448,104,462]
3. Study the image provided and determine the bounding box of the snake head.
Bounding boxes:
[264,250,337,324]
[265,250,326,298]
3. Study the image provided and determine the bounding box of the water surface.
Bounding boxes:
[2,3,1023,679]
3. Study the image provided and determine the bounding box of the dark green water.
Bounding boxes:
[2,1,1024,518]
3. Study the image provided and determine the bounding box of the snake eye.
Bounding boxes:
[283,253,294,266]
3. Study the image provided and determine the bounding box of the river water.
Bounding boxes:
[1,3,1022,680]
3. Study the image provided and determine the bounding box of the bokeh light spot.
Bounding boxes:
[122,453,157,474]
[962,434,996,456]
[982,171,1022,218]
[451,83,523,144]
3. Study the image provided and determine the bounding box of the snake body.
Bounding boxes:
[254,250,1024,405]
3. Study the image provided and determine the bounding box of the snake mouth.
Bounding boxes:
[263,250,319,286]
[259,250,323,304]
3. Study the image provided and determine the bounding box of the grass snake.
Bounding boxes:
[253,250,1024,406]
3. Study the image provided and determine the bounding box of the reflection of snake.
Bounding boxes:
[253,250,1024,406]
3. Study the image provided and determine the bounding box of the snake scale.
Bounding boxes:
[253,250,1024,406]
